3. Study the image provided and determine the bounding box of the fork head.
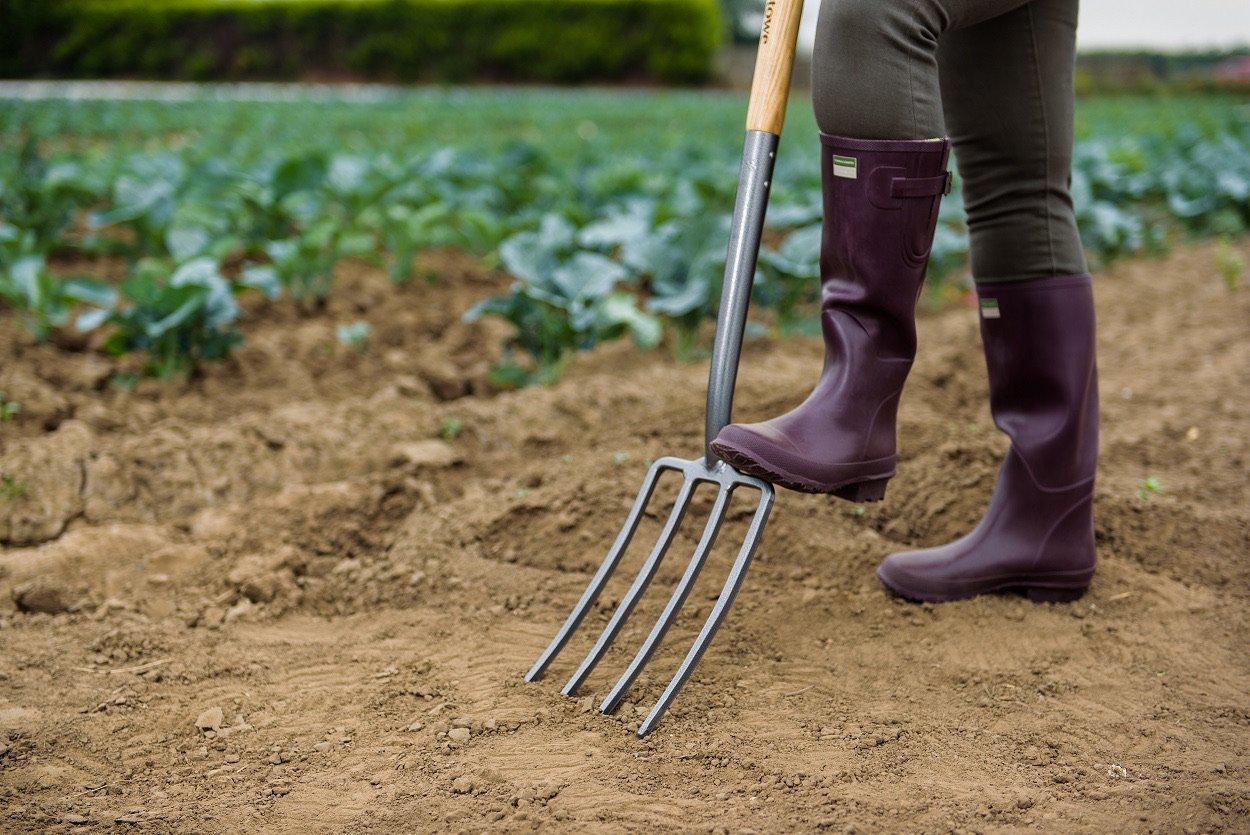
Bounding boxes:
[525,455,774,736]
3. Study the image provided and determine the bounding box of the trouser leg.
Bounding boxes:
[811,0,1031,140]
[937,0,1088,281]
[811,0,1086,280]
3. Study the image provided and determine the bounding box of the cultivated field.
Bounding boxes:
[1,89,1248,831]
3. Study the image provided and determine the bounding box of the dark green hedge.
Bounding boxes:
[1,0,723,84]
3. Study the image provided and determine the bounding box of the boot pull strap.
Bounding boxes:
[890,172,953,198]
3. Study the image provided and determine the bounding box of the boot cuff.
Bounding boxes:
[819,134,950,153]
[975,274,1093,293]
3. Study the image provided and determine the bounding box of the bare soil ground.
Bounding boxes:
[1,243,1247,833]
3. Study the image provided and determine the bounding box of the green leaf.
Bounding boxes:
[338,232,376,257]
[167,257,239,329]
[647,276,708,317]
[488,360,532,391]
[240,264,282,299]
[8,256,44,305]
[167,226,211,261]
[272,154,328,201]
[145,290,205,340]
[779,222,822,265]
[337,320,371,350]
[265,239,299,266]
[75,307,112,333]
[549,251,628,302]
[328,155,369,195]
[61,278,118,308]
[577,202,652,250]
[120,261,163,306]
[598,293,662,349]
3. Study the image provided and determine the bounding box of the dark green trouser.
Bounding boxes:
[811,0,1088,282]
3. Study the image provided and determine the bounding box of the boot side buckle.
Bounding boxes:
[889,172,953,199]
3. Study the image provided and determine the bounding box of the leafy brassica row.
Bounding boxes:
[1,94,1248,382]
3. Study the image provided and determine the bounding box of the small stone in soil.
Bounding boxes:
[224,599,253,623]
[12,579,72,614]
[195,707,224,732]
[389,440,462,469]
[448,727,470,743]
[451,775,474,794]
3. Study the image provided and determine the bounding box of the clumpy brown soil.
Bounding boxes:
[1,243,1247,833]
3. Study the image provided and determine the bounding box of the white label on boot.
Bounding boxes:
[832,155,857,179]
[980,298,1001,319]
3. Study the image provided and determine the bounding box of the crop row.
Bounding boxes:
[2,95,1248,383]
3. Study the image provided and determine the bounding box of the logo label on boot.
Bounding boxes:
[832,155,858,179]
[980,298,1001,319]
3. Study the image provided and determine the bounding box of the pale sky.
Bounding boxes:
[798,0,1250,52]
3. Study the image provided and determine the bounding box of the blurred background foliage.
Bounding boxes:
[6,0,1247,92]
[0,0,723,84]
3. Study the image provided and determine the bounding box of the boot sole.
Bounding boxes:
[876,565,1093,604]
[712,442,892,502]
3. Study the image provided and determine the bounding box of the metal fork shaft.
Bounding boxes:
[705,130,779,466]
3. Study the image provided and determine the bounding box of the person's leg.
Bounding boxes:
[810,0,1032,140]
[877,0,1099,603]
[712,0,1024,498]
[937,0,1087,281]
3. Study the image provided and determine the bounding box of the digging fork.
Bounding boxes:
[525,0,807,736]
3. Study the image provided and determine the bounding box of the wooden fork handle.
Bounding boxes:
[744,0,806,136]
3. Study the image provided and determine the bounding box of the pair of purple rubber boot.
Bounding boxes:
[711,135,1098,603]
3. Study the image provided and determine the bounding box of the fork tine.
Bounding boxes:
[636,483,774,736]
[525,459,667,683]
[599,485,732,715]
[560,476,698,696]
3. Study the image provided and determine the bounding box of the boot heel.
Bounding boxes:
[1025,585,1087,604]
[833,477,889,503]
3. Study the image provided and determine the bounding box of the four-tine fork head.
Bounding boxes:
[525,455,774,736]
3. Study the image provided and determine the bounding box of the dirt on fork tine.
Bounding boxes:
[1,242,1248,832]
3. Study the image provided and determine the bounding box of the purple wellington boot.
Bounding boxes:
[711,135,952,500]
[877,274,1099,603]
